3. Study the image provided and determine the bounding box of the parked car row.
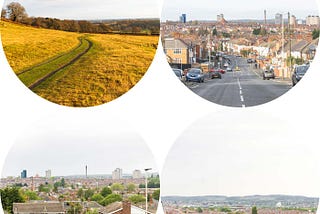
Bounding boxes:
[292,64,309,86]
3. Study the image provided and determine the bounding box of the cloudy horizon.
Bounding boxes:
[162,111,320,198]
[2,0,159,20]
[162,0,319,21]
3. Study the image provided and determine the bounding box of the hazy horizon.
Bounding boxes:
[162,0,319,21]
[162,111,320,198]
[2,0,159,20]
[1,116,157,178]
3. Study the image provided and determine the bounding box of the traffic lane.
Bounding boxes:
[237,65,292,106]
[240,75,292,107]
[187,72,244,107]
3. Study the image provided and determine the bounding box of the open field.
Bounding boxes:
[0,21,80,72]
[1,21,158,107]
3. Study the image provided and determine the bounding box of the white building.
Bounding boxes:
[112,168,123,180]
[290,15,297,27]
[45,170,51,179]
[217,14,224,22]
[306,15,320,26]
[275,13,283,25]
[132,170,142,179]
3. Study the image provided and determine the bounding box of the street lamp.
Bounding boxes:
[144,168,152,214]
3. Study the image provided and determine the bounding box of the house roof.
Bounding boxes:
[13,202,64,213]
[164,38,189,49]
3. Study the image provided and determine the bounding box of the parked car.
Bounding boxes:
[292,64,309,86]
[172,68,183,80]
[224,62,229,67]
[226,67,233,72]
[263,68,275,80]
[247,58,253,63]
[210,70,222,79]
[186,68,205,83]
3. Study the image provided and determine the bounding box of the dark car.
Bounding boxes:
[263,68,275,80]
[172,68,183,80]
[292,64,309,86]
[247,58,253,63]
[210,70,221,79]
[186,68,205,83]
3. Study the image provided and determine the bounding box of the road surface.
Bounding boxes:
[186,56,292,107]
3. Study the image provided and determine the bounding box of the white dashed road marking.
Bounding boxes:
[237,77,245,108]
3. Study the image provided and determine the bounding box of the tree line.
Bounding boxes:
[1,2,159,35]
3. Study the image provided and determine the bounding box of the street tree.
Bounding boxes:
[0,187,25,214]
[128,194,145,204]
[126,183,136,193]
[101,194,122,206]
[1,9,6,19]
[252,206,258,214]
[6,2,27,22]
[100,187,112,197]
[110,183,124,191]
[152,189,160,201]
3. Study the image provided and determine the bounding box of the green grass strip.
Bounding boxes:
[18,37,91,88]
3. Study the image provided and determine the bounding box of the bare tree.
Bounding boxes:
[1,8,6,19]
[6,2,27,22]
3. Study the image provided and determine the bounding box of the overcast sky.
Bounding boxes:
[2,0,159,19]
[162,111,320,197]
[162,0,319,20]
[1,115,157,178]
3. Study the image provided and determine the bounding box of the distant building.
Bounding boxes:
[217,14,224,22]
[132,170,142,179]
[21,170,27,179]
[275,13,283,25]
[306,15,320,26]
[179,14,186,23]
[112,168,123,180]
[45,170,51,179]
[290,15,297,27]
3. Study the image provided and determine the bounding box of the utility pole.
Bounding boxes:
[288,12,292,76]
[281,15,285,79]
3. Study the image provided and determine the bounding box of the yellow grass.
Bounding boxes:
[0,20,159,107]
[0,21,80,72]
[34,34,158,107]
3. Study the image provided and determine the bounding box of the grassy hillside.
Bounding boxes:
[0,21,158,107]
[0,21,80,72]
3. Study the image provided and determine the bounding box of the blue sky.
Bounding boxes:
[2,0,159,19]
[162,0,319,20]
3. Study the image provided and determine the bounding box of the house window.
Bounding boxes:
[174,58,182,63]
[174,49,182,54]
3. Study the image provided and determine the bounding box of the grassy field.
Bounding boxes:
[1,21,158,107]
[0,21,80,72]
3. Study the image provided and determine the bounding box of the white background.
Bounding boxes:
[1,0,320,213]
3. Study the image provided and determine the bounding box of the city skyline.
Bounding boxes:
[162,111,320,197]
[162,0,319,21]
[2,0,159,19]
[1,116,157,178]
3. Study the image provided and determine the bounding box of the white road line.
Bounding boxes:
[240,95,244,102]
[242,104,246,108]
[237,76,246,107]
[240,90,242,95]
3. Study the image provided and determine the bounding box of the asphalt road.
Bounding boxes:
[186,56,292,107]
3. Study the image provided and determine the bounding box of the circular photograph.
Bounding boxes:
[0,120,160,214]
[161,112,320,213]
[1,0,159,107]
[161,0,319,107]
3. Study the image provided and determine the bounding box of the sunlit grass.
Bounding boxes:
[34,34,158,107]
[0,21,80,72]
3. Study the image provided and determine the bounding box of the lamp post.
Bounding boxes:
[144,168,152,214]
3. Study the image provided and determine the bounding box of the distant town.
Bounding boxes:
[161,12,319,107]
[0,167,160,214]
[162,195,319,214]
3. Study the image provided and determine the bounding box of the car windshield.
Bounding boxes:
[173,69,181,76]
[296,66,309,75]
[189,69,201,74]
